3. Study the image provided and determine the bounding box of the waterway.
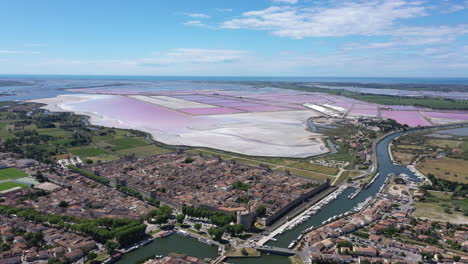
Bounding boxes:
[118,124,466,264]
[266,129,421,248]
[116,234,218,264]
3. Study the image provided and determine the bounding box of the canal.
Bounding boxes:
[119,124,465,264]
[266,129,421,248]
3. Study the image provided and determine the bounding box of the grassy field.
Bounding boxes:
[87,154,121,162]
[68,147,109,157]
[418,157,468,184]
[0,168,28,181]
[0,181,28,191]
[392,151,415,166]
[117,145,172,156]
[428,139,462,149]
[413,191,468,225]
[108,137,149,150]
[352,94,468,110]
[37,128,72,137]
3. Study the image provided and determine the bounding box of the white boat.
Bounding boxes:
[176,230,189,236]
[126,245,139,253]
[198,237,212,245]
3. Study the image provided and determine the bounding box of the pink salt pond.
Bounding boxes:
[234,105,294,112]
[381,110,431,127]
[179,107,245,115]
[349,109,378,116]
[421,111,468,121]
[69,96,205,132]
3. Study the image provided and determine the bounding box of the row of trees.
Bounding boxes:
[182,205,235,228]
[182,205,248,241]
[0,205,146,248]
[68,165,110,185]
[146,205,173,225]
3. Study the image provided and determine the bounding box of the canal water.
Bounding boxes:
[119,125,464,264]
[267,129,420,248]
[116,234,291,263]
[116,234,218,263]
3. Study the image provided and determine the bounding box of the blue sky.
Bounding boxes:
[1,0,468,77]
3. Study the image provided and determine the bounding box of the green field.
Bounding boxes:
[37,128,72,137]
[108,137,148,150]
[68,147,109,157]
[87,154,121,162]
[117,145,172,156]
[0,181,28,191]
[427,139,462,149]
[353,95,468,110]
[0,168,28,181]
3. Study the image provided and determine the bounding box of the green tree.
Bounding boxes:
[58,201,69,208]
[194,223,202,232]
[105,241,119,253]
[156,214,169,225]
[87,252,97,260]
[208,227,224,241]
[256,205,267,217]
[241,248,248,256]
[176,214,185,224]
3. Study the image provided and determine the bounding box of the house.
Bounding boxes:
[354,247,378,257]
[64,249,85,262]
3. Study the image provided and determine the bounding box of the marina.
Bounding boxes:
[347,188,361,199]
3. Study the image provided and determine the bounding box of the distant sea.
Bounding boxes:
[1,74,468,85]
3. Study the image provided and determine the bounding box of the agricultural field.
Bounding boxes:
[108,137,149,151]
[0,181,28,191]
[0,168,28,181]
[427,138,463,149]
[67,147,109,157]
[116,145,172,157]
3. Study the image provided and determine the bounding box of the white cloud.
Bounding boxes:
[183,20,206,27]
[185,13,211,19]
[345,37,454,50]
[142,48,253,65]
[24,44,48,47]
[222,0,429,38]
[391,24,468,37]
[38,49,253,68]
[0,50,40,54]
[272,0,299,4]
[17,45,468,77]
[215,8,233,12]
[439,0,468,13]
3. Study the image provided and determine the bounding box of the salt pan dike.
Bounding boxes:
[31,94,327,157]
[31,88,468,157]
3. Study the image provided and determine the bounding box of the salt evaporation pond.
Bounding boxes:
[28,79,468,155]
[422,111,468,121]
[381,110,431,127]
